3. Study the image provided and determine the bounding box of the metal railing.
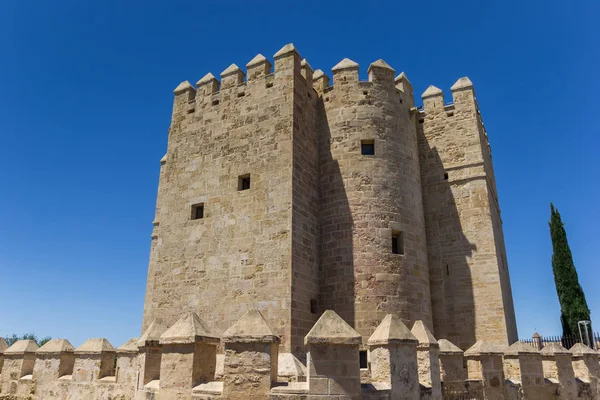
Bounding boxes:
[520,332,600,350]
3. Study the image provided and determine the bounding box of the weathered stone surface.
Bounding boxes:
[368,314,417,345]
[504,340,539,356]
[331,58,359,72]
[159,312,219,345]
[421,85,443,98]
[4,340,39,354]
[450,76,474,91]
[0,338,8,353]
[37,339,75,354]
[75,338,114,354]
[222,309,280,343]
[173,80,194,94]
[305,310,362,345]
[438,338,462,354]
[116,338,139,354]
[138,319,168,347]
[223,310,279,399]
[369,315,419,399]
[541,343,577,400]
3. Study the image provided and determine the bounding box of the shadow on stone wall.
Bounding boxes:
[418,129,477,350]
[316,98,355,330]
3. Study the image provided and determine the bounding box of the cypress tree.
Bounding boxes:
[549,203,592,340]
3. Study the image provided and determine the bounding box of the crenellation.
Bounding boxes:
[312,69,329,94]
[196,72,220,96]
[219,63,245,89]
[331,57,359,86]
[1,312,600,399]
[367,59,395,84]
[246,54,272,80]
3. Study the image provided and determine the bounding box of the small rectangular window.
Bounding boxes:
[191,203,204,220]
[392,230,404,255]
[238,174,251,191]
[310,299,318,314]
[444,172,449,180]
[359,351,368,369]
[361,140,375,156]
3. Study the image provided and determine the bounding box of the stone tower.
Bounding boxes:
[142,44,517,358]
[418,79,518,349]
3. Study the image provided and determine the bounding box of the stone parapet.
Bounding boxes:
[2,313,600,399]
[411,321,442,400]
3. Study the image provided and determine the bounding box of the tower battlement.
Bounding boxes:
[143,43,518,360]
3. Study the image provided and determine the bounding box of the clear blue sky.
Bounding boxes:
[0,0,597,348]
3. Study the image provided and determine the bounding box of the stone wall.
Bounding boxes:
[417,79,518,349]
[2,311,600,400]
[141,44,320,356]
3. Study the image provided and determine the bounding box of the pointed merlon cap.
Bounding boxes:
[220,64,244,78]
[137,319,168,347]
[196,73,218,87]
[464,340,505,356]
[332,58,359,73]
[160,312,219,345]
[278,353,307,378]
[173,80,195,95]
[570,343,599,357]
[273,43,297,59]
[0,338,8,353]
[301,58,312,70]
[305,310,362,345]
[532,331,541,339]
[246,54,269,68]
[368,314,417,346]
[37,339,75,355]
[540,342,570,356]
[116,338,140,354]
[451,76,474,92]
[222,310,280,343]
[313,69,326,80]
[395,72,410,84]
[160,154,167,165]
[421,85,443,99]
[505,341,539,356]
[368,59,395,74]
[75,338,115,355]
[4,340,39,355]
[411,320,438,346]
[438,339,463,355]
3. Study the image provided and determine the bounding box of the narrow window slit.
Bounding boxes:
[310,299,318,314]
[238,174,251,191]
[359,351,368,369]
[392,230,404,255]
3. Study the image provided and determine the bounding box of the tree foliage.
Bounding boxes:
[3,333,51,347]
[549,203,592,339]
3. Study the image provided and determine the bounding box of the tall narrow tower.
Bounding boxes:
[417,78,517,349]
[141,44,320,357]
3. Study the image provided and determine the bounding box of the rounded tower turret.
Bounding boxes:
[317,58,432,342]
